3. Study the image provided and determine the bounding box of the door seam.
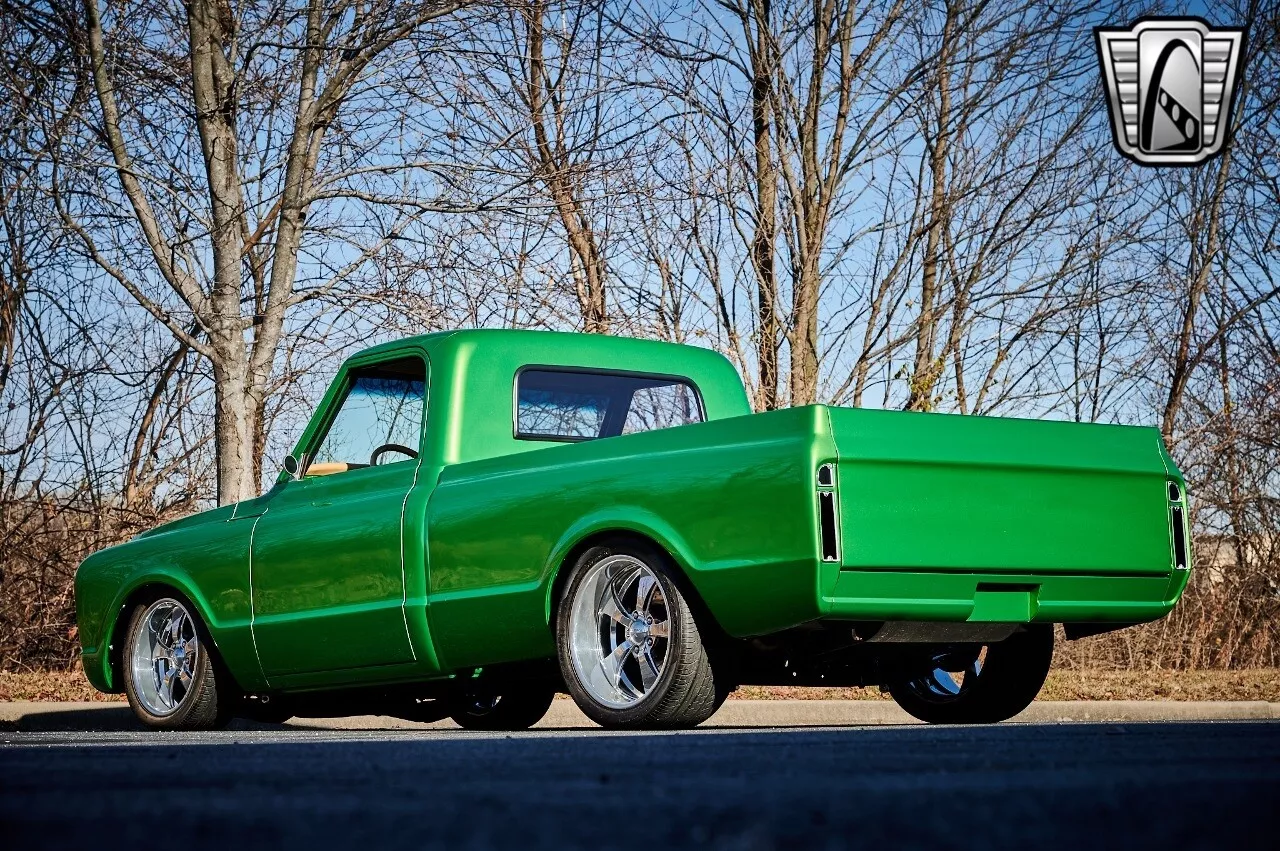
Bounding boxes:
[399,460,422,661]
[247,511,270,687]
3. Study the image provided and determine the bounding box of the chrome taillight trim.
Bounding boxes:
[817,463,839,563]
[1168,479,1189,571]
[818,492,839,562]
[1171,504,1189,571]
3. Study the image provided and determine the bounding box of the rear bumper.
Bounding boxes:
[822,568,1188,625]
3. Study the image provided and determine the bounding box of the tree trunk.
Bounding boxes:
[524,3,608,334]
[789,255,822,406]
[210,347,257,506]
[81,0,468,505]
[188,0,262,504]
[1161,149,1232,446]
[748,0,780,410]
[905,1,956,412]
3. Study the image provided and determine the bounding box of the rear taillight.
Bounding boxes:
[817,464,839,562]
[1169,480,1189,571]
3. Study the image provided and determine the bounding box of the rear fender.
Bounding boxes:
[543,506,701,623]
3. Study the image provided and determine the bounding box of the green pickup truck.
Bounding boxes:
[75,329,1191,730]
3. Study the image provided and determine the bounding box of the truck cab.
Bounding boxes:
[237,330,750,690]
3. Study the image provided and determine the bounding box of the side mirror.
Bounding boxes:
[282,453,306,480]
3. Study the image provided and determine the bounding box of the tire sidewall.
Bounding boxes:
[555,544,689,727]
[122,592,218,729]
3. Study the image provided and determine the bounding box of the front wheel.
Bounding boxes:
[122,595,234,730]
[885,625,1054,724]
[556,543,729,729]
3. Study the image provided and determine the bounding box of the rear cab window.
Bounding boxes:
[515,368,705,442]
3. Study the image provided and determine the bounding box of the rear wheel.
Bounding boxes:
[556,543,729,729]
[886,625,1054,724]
[448,687,556,730]
[122,595,233,730]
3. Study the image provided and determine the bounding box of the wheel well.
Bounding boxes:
[105,584,159,690]
[548,530,726,640]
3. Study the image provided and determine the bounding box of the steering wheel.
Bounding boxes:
[369,443,418,466]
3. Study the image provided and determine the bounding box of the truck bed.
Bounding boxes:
[822,407,1188,625]
[422,404,1189,671]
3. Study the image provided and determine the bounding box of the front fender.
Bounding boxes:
[82,569,218,693]
[74,516,266,694]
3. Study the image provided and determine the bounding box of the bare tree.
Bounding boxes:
[519,1,610,332]
[634,0,917,406]
[424,1,676,335]
[70,0,475,504]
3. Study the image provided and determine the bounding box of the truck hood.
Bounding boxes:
[134,503,236,540]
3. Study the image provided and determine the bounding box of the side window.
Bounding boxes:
[310,357,425,471]
[515,369,703,442]
[621,383,703,435]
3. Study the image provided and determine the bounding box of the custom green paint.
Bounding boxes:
[74,328,1190,696]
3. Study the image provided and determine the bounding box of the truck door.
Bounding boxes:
[250,355,426,678]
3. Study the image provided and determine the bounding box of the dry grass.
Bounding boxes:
[2,668,1277,703]
[1035,668,1280,701]
[0,669,125,703]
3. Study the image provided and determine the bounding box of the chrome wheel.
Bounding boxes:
[567,554,671,709]
[887,628,1053,724]
[129,598,200,717]
[902,646,987,703]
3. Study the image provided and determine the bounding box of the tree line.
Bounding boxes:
[2,0,1277,670]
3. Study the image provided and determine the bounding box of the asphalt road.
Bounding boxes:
[3,722,1277,849]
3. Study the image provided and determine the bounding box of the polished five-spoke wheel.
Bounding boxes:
[557,543,729,729]
[122,595,232,730]
[130,599,199,716]
[897,646,986,703]
[568,554,672,708]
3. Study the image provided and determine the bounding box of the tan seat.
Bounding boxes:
[304,461,349,477]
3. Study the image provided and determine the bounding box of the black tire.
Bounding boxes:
[449,687,556,730]
[886,625,1054,724]
[122,593,234,730]
[556,542,730,730]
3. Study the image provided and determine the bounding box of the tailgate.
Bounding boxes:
[826,407,1179,577]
